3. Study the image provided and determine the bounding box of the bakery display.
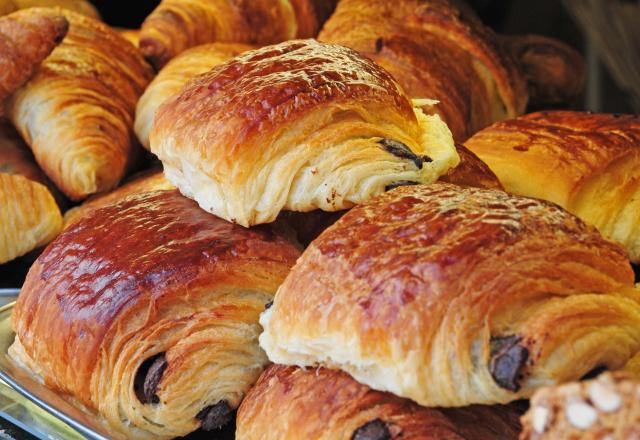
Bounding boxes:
[10,189,300,439]
[464,111,640,263]
[260,183,640,407]
[0,0,635,438]
[0,8,67,112]
[135,42,253,149]
[237,364,523,440]
[6,8,154,200]
[521,372,640,439]
[319,0,583,141]
[151,39,459,226]
[139,0,337,70]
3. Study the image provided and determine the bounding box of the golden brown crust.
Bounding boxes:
[6,8,154,200]
[290,0,337,38]
[260,183,640,407]
[318,0,529,141]
[503,34,585,105]
[0,0,101,19]
[439,143,503,189]
[63,168,174,227]
[139,0,306,70]
[237,364,523,440]
[12,189,300,438]
[0,9,67,110]
[0,172,62,264]
[117,28,139,47]
[464,111,640,262]
[135,42,254,149]
[521,373,640,439]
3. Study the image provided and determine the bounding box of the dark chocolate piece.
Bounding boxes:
[351,419,391,440]
[134,352,168,404]
[265,300,273,310]
[375,37,384,53]
[385,181,419,191]
[581,365,607,381]
[488,335,529,392]
[197,401,233,431]
[377,139,433,169]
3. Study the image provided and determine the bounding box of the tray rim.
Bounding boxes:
[0,301,110,440]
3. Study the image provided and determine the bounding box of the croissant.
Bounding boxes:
[151,39,459,227]
[135,42,253,149]
[439,143,502,190]
[118,28,140,47]
[63,168,174,227]
[0,0,100,19]
[260,183,640,407]
[237,364,523,440]
[318,0,583,141]
[6,8,154,200]
[139,0,337,70]
[0,9,67,112]
[464,111,640,263]
[10,189,300,439]
[0,120,62,264]
[521,372,640,439]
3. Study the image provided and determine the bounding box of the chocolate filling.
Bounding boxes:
[197,401,233,431]
[581,365,607,381]
[385,181,419,191]
[265,300,273,310]
[488,335,529,392]
[134,353,167,404]
[351,419,391,440]
[377,139,432,169]
[375,37,384,53]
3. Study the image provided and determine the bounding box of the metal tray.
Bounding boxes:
[0,300,111,440]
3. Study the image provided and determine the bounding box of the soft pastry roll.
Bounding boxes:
[139,0,337,70]
[7,8,154,200]
[10,189,300,439]
[135,42,254,149]
[318,0,583,141]
[521,373,640,439]
[260,183,640,407]
[237,365,523,440]
[0,9,67,112]
[151,39,459,227]
[464,111,640,263]
[63,168,174,227]
[0,0,100,19]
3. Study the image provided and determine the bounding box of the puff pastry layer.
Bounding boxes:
[260,183,640,407]
[464,111,640,263]
[237,364,522,439]
[7,8,153,200]
[151,39,459,226]
[11,190,300,439]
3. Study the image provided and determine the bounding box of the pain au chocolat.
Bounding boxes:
[236,364,522,440]
[260,183,640,407]
[151,39,459,227]
[464,111,640,263]
[10,190,300,439]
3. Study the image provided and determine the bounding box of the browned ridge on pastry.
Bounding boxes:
[11,190,300,439]
[6,8,154,201]
[237,364,523,440]
[151,39,458,226]
[139,0,338,70]
[464,111,640,263]
[438,143,503,190]
[521,372,640,439]
[0,0,101,19]
[0,9,67,111]
[319,0,583,141]
[260,183,640,407]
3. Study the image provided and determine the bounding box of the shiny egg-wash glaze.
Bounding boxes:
[465,111,640,263]
[151,39,458,226]
[237,364,523,440]
[11,190,301,439]
[260,183,640,407]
